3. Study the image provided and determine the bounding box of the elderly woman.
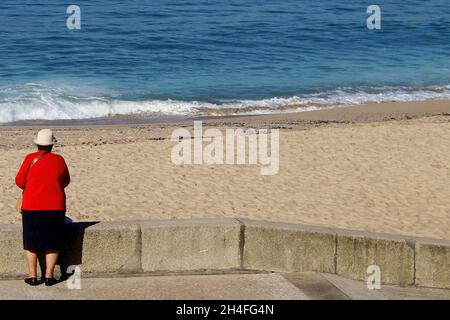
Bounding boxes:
[15,129,70,286]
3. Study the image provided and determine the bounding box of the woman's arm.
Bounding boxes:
[15,156,31,189]
[61,158,70,188]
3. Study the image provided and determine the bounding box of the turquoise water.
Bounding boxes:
[0,0,449,122]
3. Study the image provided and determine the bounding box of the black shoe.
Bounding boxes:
[24,277,39,286]
[44,277,58,286]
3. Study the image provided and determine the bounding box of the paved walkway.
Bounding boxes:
[0,272,449,300]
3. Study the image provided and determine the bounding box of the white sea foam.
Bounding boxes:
[0,84,449,123]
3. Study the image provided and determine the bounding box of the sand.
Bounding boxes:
[1,100,449,240]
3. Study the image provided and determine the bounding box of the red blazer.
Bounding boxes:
[16,150,70,211]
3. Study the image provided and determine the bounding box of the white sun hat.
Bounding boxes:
[34,129,57,146]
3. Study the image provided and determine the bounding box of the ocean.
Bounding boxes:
[0,0,449,123]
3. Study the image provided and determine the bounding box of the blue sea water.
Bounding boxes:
[0,0,449,123]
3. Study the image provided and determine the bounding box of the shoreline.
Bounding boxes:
[1,99,449,128]
[204,99,450,124]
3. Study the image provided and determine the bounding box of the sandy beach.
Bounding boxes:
[1,100,449,240]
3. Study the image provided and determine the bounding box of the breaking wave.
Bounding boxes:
[1,83,449,123]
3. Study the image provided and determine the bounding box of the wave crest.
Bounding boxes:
[0,84,449,123]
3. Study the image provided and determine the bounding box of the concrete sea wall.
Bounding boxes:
[0,218,448,289]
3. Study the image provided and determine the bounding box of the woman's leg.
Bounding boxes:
[25,250,38,277]
[44,250,59,278]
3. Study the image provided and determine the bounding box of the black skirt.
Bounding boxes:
[22,210,65,251]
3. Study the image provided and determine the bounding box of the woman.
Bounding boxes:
[15,129,70,286]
